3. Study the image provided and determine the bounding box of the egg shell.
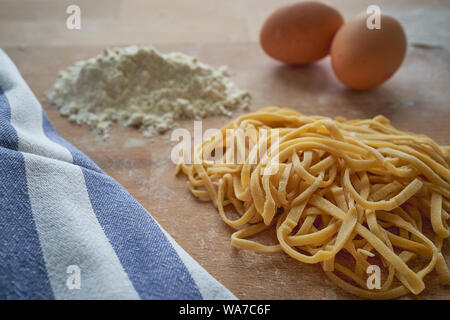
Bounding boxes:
[330,13,407,90]
[260,1,344,65]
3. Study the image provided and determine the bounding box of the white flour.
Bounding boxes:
[47,46,250,137]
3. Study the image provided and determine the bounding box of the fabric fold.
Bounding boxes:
[0,49,236,300]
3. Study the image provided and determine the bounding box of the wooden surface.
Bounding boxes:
[1,0,449,299]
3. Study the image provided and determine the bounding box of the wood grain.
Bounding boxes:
[1,0,449,299]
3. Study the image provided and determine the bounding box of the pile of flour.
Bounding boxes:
[46,46,250,137]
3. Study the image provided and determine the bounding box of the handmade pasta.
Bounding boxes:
[176,107,450,299]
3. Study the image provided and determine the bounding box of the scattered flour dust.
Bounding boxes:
[46,46,251,137]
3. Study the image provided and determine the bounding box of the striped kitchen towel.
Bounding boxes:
[0,49,236,300]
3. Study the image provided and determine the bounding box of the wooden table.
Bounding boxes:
[1,0,449,299]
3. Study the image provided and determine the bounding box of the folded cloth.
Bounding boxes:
[0,49,236,300]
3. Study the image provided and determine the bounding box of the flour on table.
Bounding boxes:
[46,46,251,137]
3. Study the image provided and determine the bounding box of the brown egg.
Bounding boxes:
[260,1,344,64]
[330,13,407,90]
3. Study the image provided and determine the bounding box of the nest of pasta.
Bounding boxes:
[176,107,450,299]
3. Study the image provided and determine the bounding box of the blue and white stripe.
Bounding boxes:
[0,49,236,300]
